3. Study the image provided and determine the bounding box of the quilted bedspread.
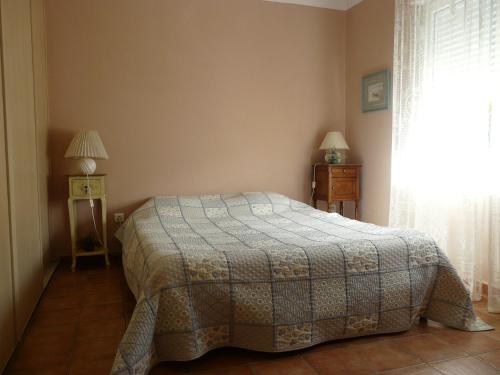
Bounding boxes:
[111,192,491,375]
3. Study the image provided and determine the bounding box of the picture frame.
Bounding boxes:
[361,69,391,112]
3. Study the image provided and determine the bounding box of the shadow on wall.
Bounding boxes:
[107,199,150,252]
[47,127,73,258]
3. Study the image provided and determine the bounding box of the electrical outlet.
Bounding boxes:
[114,213,125,224]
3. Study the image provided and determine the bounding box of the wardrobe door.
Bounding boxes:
[0,57,15,374]
[1,0,44,336]
[30,0,54,286]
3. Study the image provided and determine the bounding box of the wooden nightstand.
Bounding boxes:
[67,174,109,271]
[312,164,361,219]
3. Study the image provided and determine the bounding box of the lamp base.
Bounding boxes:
[324,149,347,164]
[324,149,336,163]
[78,158,96,175]
[335,150,347,164]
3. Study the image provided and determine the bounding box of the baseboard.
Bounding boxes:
[43,259,60,288]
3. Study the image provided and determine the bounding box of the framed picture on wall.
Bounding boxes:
[361,69,391,112]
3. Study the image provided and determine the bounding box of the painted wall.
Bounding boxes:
[46,0,347,253]
[346,0,394,225]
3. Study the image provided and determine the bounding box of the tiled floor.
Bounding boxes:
[4,256,500,375]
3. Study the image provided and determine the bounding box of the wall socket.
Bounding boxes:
[114,213,125,224]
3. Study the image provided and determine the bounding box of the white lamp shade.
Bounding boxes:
[64,130,109,160]
[319,131,349,150]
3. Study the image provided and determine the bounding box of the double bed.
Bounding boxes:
[111,192,491,375]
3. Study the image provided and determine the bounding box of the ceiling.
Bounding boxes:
[264,0,364,11]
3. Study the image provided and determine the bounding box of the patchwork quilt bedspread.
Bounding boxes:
[111,192,491,375]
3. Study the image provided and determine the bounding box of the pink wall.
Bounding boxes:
[346,0,394,225]
[46,0,347,254]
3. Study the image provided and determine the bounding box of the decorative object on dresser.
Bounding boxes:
[319,131,350,164]
[67,174,109,270]
[361,69,391,112]
[312,163,361,219]
[64,130,109,175]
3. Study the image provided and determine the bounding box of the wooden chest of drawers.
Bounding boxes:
[312,164,361,219]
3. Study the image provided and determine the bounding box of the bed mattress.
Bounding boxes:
[111,192,491,375]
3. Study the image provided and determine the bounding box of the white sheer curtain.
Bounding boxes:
[391,0,500,313]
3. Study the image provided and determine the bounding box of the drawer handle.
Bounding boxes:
[343,169,347,173]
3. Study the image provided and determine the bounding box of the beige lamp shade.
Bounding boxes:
[319,131,349,151]
[64,130,109,160]
[64,130,108,175]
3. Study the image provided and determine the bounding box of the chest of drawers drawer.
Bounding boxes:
[331,167,357,178]
[68,175,105,199]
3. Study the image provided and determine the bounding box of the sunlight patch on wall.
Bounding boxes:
[264,0,363,11]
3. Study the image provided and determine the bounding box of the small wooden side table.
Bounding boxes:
[67,174,109,271]
[312,164,361,219]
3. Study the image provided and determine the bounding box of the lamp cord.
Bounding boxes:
[310,163,320,206]
[86,173,103,247]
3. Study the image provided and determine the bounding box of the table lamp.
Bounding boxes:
[64,130,109,175]
[319,131,349,164]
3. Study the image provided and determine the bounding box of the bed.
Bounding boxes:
[111,192,492,375]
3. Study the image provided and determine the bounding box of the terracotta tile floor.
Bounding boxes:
[4,256,500,375]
